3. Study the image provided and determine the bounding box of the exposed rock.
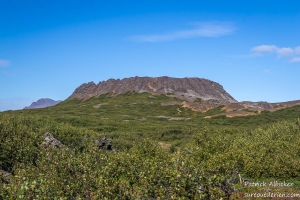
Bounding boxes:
[156,116,169,119]
[156,115,190,120]
[96,140,105,148]
[161,101,182,106]
[41,132,64,148]
[168,117,190,121]
[240,101,272,109]
[96,134,106,148]
[138,117,146,121]
[106,139,113,151]
[68,76,237,104]
[24,98,61,109]
[0,169,11,183]
[95,134,113,151]
[182,101,221,112]
[93,103,108,108]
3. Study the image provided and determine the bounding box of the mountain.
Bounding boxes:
[68,76,237,104]
[24,98,62,109]
[68,76,300,118]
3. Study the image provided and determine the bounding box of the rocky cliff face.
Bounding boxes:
[69,76,237,104]
[24,98,61,109]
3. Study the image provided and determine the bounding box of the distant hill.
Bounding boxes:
[68,76,237,104]
[24,98,61,109]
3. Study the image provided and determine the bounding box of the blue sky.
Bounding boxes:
[1,0,299,111]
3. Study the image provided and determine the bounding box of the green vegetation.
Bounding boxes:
[193,98,203,103]
[243,108,257,113]
[1,93,300,199]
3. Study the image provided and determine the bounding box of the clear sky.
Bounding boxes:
[1,0,299,111]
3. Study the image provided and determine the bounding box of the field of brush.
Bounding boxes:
[1,92,300,199]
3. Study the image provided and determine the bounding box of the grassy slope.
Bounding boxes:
[7,92,300,148]
[1,92,300,199]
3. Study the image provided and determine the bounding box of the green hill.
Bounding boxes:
[1,92,300,199]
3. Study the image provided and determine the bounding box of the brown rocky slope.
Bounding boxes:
[68,76,237,104]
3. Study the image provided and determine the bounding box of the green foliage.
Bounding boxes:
[235,119,300,178]
[194,98,203,103]
[1,93,300,198]
[203,105,225,116]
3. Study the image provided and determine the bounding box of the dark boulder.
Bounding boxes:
[95,134,113,151]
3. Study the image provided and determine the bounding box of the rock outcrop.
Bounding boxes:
[0,169,11,183]
[95,134,112,151]
[69,76,237,104]
[41,132,64,148]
